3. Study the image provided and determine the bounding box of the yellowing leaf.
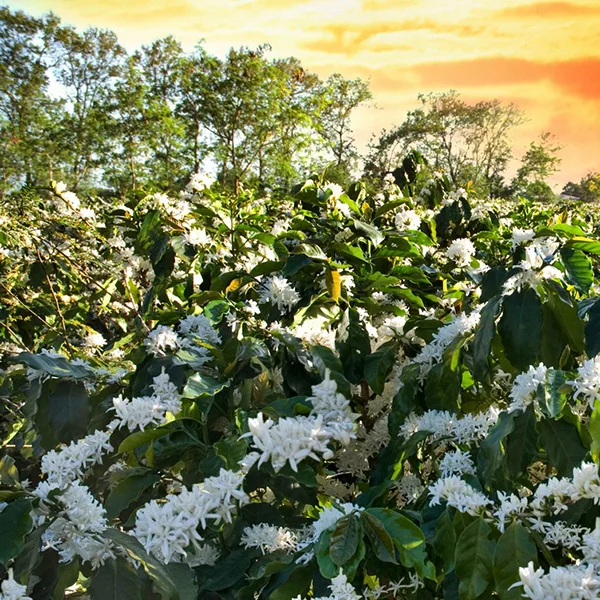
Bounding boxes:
[226,278,241,293]
[326,269,341,302]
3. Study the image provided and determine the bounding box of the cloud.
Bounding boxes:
[414,57,600,101]
[300,19,488,54]
[497,1,600,18]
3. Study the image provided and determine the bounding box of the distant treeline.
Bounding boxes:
[1,6,596,200]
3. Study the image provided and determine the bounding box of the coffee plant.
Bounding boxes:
[2,158,600,599]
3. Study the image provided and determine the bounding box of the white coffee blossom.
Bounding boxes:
[494,492,529,532]
[259,276,301,313]
[134,468,248,563]
[0,569,32,600]
[439,449,476,477]
[242,373,357,472]
[38,429,113,488]
[447,238,475,266]
[399,407,497,446]
[184,227,210,246]
[144,325,186,356]
[508,364,548,413]
[395,207,421,231]
[178,314,221,346]
[241,523,296,554]
[514,562,600,600]
[428,476,491,515]
[511,227,535,249]
[569,356,600,410]
[41,482,114,569]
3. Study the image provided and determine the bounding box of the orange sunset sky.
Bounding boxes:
[8,0,600,189]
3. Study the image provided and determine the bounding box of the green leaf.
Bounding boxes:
[331,242,368,264]
[424,361,460,412]
[118,428,174,454]
[329,513,362,567]
[317,530,338,578]
[269,565,312,600]
[472,296,502,382]
[434,508,456,572]
[561,248,593,293]
[311,344,351,398]
[493,522,538,600]
[9,352,93,379]
[201,550,251,591]
[249,260,285,277]
[105,472,160,519]
[53,559,81,600]
[361,512,397,564]
[506,406,538,479]
[455,518,496,600]
[101,528,179,600]
[539,418,587,477]
[294,243,327,260]
[564,236,600,255]
[0,456,19,487]
[538,369,567,418]
[364,340,399,395]
[478,412,515,488]
[590,405,600,463]
[353,219,384,246]
[0,499,33,567]
[183,373,229,401]
[89,556,142,600]
[47,380,90,444]
[365,508,433,578]
[544,282,585,354]
[165,563,197,600]
[498,289,543,371]
[137,209,162,253]
[585,300,600,358]
[214,437,248,470]
[336,308,371,384]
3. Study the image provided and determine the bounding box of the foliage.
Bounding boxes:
[2,151,600,600]
[364,90,525,196]
[0,7,372,197]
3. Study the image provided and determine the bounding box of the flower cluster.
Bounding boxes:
[242,372,357,472]
[134,468,248,563]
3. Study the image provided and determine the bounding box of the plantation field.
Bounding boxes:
[2,157,600,600]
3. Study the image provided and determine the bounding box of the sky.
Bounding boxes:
[9,0,600,188]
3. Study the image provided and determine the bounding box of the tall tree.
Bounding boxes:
[317,74,372,182]
[562,171,600,202]
[106,53,152,194]
[364,91,524,195]
[0,8,60,197]
[182,45,300,193]
[53,25,125,189]
[139,36,187,188]
[512,131,562,200]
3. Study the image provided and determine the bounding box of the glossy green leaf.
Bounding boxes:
[89,557,142,600]
[498,289,543,371]
[330,513,362,567]
[0,499,33,567]
[455,518,496,600]
[493,522,538,600]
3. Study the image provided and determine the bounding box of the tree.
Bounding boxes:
[182,44,321,193]
[0,7,60,197]
[562,171,600,202]
[364,91,524,195]
[317,73,372,183]
[512,131,562,201]
[106,54,152,194]
[139,36,187,188]
[53,25,125,190]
